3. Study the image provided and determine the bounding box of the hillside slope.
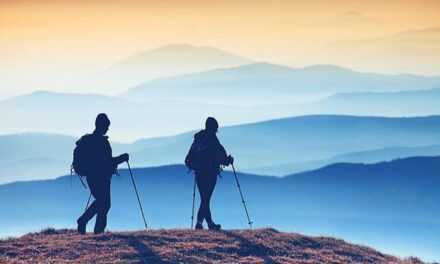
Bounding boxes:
[0,228,422,264]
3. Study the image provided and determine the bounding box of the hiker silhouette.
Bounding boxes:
[75,113,129,234]
[185,117,234,230]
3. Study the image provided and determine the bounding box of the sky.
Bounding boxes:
[1,0,439,98]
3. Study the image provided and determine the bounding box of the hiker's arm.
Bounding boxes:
[217,143,233,166]
[113,153,129,165]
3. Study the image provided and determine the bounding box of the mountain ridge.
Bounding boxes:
[249,144,440,175]
[97,44,252,92]
[124,62,440,102]
[4,115,440,182]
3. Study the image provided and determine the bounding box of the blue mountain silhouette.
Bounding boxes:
[133,115,440,169]
[93,44,252,93]
[124,62,440,102]
[252,145,440,175]
[300,88,440,116]
[4,115,440,183]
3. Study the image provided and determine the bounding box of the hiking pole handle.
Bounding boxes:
[84,193,92,212]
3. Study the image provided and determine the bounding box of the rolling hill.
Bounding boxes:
[0,228,423,264]
[0,157,439,260]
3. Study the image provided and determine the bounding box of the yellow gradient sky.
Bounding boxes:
[1,0,439,96]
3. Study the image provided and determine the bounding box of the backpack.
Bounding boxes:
[185,135,210,171]
[72,134,93,177]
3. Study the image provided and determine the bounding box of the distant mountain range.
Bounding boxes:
[3,115,440,184]
[3,60,440,140]
[251,144,440,175]
[5,88,440,141]
[298,88,440,116]
[93,44,252,92]
[0,90,293,140]
[0,133,74,183]
[132,115,440,170]
[0,157,439,260]
[124,63,440,103]
[0,133,129,184]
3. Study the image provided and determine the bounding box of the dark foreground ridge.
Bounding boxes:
[0,228,423,264]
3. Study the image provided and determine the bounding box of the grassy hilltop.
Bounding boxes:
[0,228,423,264]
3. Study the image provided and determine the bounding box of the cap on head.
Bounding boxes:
[205,117,219,132]
[95,113,110,129]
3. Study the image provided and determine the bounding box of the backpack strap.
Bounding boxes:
[71,164,88,189]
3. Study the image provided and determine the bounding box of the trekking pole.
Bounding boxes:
[126,161,148,230]
[191,173,197,229]
[84,193,92,211]
[231,164,253,229]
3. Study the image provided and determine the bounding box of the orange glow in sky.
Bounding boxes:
[0,0,439,96]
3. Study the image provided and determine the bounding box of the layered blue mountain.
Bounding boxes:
[0,133,128,184]
[0,133,74,183]
[132,115,440,170]
[94,44,252,93]
[4,115,440,183]
[253,145,440,175]
[301,88,440,116]
[124,63,440,103]
[0,157,438,260]
[0,91,291,139]
[4,64,440,139]
[108,44,252,78]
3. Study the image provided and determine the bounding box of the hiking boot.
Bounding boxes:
[208,222,221,230]
[94,229,105,235]
[195,222,203,230]
[77,219,86,235]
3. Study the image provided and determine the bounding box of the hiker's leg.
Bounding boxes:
[196,172,208,224]
[78,178,100,224]
[196,173,217,224]
[78,200,98,223]
[94,179,111,234]
[204,175,217,225]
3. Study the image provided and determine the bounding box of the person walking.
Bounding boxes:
[75,113,129,234]
[185,117,234,230]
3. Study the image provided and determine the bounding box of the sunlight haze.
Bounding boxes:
[1,0,439,98]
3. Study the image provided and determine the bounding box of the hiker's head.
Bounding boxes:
[95,113,110,135]
[205,117,219,134]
